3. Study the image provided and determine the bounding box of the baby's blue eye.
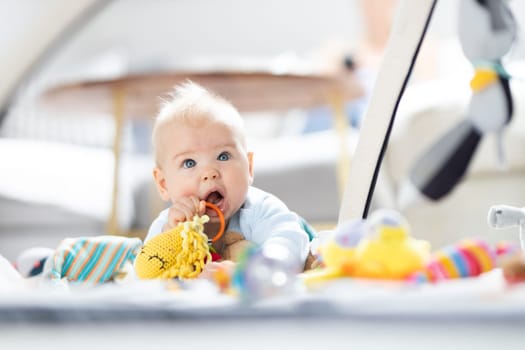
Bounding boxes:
[183,159,196,168]
[217,152,230,161]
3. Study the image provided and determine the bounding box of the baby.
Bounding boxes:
[147,81,311,274]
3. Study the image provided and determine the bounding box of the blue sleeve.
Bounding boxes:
[241,192,310,269]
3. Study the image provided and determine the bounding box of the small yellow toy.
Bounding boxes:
[134,202,225,280]
[304,209,431,284]
[315,219,367,278]
[352,210,431,279]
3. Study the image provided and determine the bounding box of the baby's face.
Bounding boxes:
[155,119,253,222]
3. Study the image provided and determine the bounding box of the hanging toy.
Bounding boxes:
[398,0,516,208]
[134,202,225,279]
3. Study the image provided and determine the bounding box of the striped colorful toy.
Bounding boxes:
[408,239,500,283]
[45,235,142,284]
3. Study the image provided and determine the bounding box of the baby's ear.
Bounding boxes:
[153,167,171,201]
[247,152,254,182]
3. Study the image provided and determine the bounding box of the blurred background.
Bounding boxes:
[1,0,525,261]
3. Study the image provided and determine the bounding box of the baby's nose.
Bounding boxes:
[201,169,219,181]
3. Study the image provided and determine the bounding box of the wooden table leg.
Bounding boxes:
[329,91,351,200]
[106,86,124,235]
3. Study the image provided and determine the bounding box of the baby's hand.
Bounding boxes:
[200,260,236,291]
[310,257,324,270]
[199,260,236,280]
[162,197,206,231]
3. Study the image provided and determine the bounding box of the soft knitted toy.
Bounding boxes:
[22,235,143,285]
[134,214,213,279]
[134,202,234,279]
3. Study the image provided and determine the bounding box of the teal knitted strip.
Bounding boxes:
[66,240,95,278]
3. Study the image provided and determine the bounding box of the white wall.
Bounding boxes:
[48,0,363,73]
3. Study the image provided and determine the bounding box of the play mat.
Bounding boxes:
[2,206,525,324]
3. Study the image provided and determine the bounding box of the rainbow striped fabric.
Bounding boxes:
[408,238,498,283]
[44,235,143,284]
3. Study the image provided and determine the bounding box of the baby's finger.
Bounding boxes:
[200,262,220,279]
[188,196,204,215]
[168,203,193,224]
[198,200,206,216]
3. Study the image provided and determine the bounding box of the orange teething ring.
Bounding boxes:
[205,202,225,242]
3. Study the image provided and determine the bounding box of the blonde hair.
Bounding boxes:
[152,81,246,165]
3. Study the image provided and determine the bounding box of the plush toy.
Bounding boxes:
[407,238,502,283]
[134,208,219,279]
[135,202,253,280]
[352,210,431,279]
[304,209,431,284]
[305,209,515,286]
[23,235,143,285]
[312,219,368,279]
[220,231,253,262]
[15,247,55,278]
[398,0,516,208]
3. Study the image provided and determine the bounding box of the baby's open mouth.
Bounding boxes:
[205,191,223,205]
[204,191,224,216]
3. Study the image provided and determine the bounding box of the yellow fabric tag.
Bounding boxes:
[470,68,498,92]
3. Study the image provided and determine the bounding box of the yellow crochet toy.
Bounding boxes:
[134,202,225,279]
